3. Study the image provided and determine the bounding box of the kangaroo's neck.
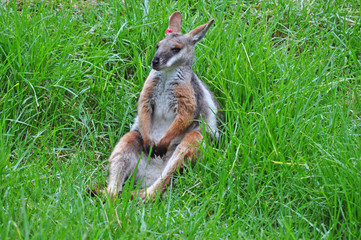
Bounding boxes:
[155,65,193,84]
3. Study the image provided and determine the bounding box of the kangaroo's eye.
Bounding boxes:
[171,47,181,53]
[156,45,159,49]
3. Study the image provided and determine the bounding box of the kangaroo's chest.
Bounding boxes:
[150,79,178,142]
[153,84,176,116]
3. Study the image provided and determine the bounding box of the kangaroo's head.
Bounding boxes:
[151,12,214,71]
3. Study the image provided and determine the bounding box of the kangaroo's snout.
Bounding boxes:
[152,56,160,69]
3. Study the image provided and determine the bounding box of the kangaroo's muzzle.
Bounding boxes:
[152,57,160,70]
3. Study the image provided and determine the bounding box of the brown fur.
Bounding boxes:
[188,23,209,37]
[160,130,203,187]
[109,131,142,163]
[173,43,184,49]
[138,76,157,149]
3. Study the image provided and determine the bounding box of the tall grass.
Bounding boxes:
[1,0,360,238]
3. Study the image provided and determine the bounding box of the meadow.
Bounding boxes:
[1,0,360,238]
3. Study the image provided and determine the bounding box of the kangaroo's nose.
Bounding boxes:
[152,57,159,66]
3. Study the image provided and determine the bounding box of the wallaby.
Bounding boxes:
[107,11,222,200]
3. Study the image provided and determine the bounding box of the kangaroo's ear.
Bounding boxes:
[186,19,214,44]
[168,11,182,34]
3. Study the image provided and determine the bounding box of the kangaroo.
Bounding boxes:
[107,11,222,200]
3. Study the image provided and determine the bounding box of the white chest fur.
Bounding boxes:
[150,70,180,143]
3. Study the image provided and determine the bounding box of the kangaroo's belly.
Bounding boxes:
[150,93,177,143]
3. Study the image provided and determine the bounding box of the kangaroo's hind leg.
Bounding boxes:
[138,130,203,200]
[107,130,144,196]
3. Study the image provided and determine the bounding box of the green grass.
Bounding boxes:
[1,0,360,238]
